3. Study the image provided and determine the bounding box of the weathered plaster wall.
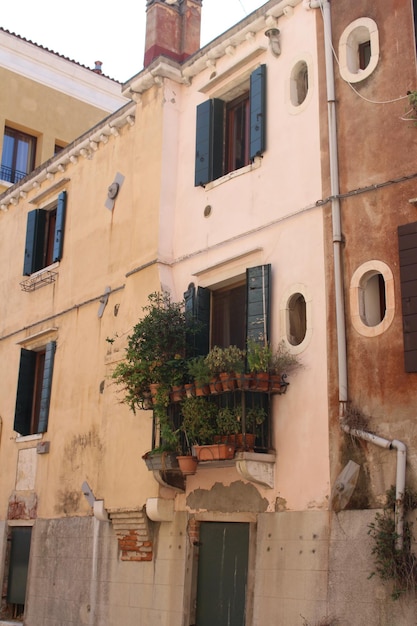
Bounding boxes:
[25,514,188,626]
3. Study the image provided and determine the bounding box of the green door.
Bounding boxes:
[196,522,249,626]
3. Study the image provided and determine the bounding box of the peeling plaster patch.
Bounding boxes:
[186,481,268,513]
[16,447,37,490]
[8,492,37,520]
[275,496,287,512]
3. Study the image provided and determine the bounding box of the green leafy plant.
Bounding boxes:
[180,397,218,445]
[246,406,267,431]
[112,291,199,412]
[187,356,211,386]
[246,338,272,373]
[216,406,240,436]
[368,486,417,599]
[205,345,246,375]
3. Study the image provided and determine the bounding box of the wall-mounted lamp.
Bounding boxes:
[265,28,281,57]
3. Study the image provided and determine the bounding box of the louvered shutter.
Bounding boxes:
[195,99,224,186]
[184,283,210,356]
[38,341,56,433]
[398,222,417,371]
[14,348,37,436]
[52,190,67,262]
[249,65,266,161]
[246,264,271,344]
[196,286,210,356]
[23,209,46,275]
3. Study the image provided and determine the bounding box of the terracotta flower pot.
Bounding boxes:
[184,383,196,398]
[195,382,211,396]
[219,371,237,391]
[209,376,223,394]
[170,385,186,402]
[177,455,198,475]
[193,443,235,461]
[236,433,256,451]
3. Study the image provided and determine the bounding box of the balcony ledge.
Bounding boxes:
[235,451,276,488]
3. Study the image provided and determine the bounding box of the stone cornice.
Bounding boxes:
[0,101,136,212]
[122,0,302,97]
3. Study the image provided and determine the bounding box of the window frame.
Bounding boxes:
[338,18,379,83]
[14,341,56,436]
[23,190,67,276]
[0,126,36,184]
[194,65,266,186]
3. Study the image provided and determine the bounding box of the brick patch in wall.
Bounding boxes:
[108,507,153,562]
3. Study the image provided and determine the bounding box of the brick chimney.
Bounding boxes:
[144,0,202,68]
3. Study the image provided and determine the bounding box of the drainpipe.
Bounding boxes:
[342,427,406,549]
[306,0,347,411]
[306,0,407,547]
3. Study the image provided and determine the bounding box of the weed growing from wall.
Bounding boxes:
[368,486,417,600]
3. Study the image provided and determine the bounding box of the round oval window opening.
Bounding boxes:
[361,271,386,327]
[287,293,307,346]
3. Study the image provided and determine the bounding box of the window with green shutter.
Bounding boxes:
[184,264,271,354]
[14,341,56,435]
[195,65,266,186]
[23,191,67,275]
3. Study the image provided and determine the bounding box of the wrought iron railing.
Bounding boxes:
[0,164,27,184]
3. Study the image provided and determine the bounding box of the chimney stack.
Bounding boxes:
[144,0,202,68]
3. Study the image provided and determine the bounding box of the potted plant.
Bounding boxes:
[205,345,246,391]
[216,406,240,443]
[181,397,234,461]
[269,341,301,392]
[112,292,201,471]
[187,356,211,396]
[246,338,272,390]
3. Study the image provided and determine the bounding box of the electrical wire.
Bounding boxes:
[317,0,409,106]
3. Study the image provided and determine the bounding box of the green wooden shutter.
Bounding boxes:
[38,341,56,433]
[53,190,67,262]
[184,284,210,356]
[195,99,224,186]
[249,64,266,161]
[196,287,210,356]
[246,264,271,344]
[23,209,46,275]
[14,348,37,436]
[398,222,417,371]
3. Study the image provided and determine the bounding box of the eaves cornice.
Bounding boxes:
[0,101,136,212]
[122,0,302,97]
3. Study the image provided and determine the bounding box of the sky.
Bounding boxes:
[1,0,267,83]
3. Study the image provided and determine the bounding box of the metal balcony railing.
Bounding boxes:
[0,164,27,184]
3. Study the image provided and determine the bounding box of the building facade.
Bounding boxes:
[0,28,128,193]
[0,1,416,625]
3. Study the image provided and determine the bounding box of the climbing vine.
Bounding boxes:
[368,486,417,599]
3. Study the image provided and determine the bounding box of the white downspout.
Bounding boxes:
[306,0,407,546]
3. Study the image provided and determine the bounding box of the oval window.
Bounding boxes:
[339,18,379,83]
[350,261,394,337]
[360,271,386,327]
[287,293,307,346]
[290,61,309,106]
